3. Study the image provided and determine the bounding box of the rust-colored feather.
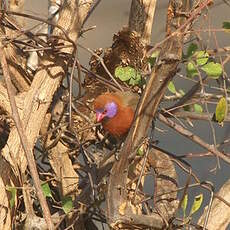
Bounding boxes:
[94,92,139,137]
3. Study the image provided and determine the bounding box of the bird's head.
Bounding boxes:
[95,101,118,122]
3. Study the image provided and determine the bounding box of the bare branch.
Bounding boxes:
[158,113,230,164]
[129,0,157,44]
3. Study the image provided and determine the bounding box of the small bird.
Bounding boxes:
[94,91,139,138]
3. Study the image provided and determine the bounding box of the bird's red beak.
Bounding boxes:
[96,112,106,122]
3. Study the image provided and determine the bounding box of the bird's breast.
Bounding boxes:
[102,107,134,137]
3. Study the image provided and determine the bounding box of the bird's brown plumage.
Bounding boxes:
[94,91,139,137]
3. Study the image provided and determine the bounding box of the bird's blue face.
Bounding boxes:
[96,102,118,122]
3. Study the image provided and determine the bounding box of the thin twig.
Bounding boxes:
[78,43,124,91]
[81,65,128,91]
[133,146,149,201]
[147,0,213,56]
[196,66,219,168]
[1,10,76,49]
[171,110,230,122]
[76,57,82,98]
[203,182,214,229]
[158,114,230,164]
[69,49,78,128]
[82,0,102,26]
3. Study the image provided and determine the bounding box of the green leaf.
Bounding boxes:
[148,50,160,66]
[223,21,230,30]
[41,182,53,199]
[186,61,198,78]
[7,187,17,208]
[137,146,144,156]
[151,50,160,58]
[195,51,209,66]
[148,57,156,66]
[201,62,222,79]
[189,194,203,216]
[129,72,142,86]
[194,104,203,113]
[215,97,227,124]
[115,66,132,81]
[187,43,198,58]
[61,196,73,214]
[179,89,185,96]
[181,194,188,218]
[115,66,138,81]
[168,81,177,94]
[115,66,142,86]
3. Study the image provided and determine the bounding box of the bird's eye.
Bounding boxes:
[103,109,107,114]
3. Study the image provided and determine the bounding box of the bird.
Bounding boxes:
[93,91,139,138]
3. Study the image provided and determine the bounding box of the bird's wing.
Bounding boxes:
[115,91,139,111]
